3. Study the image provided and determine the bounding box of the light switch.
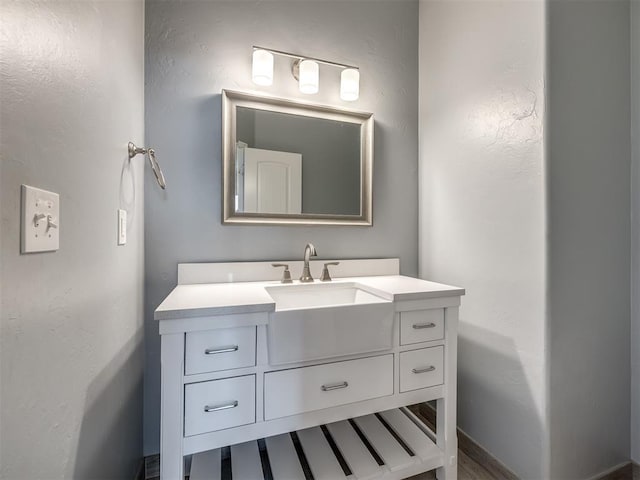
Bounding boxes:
[21,185,60,253]
[118,209,126,245]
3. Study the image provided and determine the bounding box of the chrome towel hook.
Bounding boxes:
[128,142,167,190]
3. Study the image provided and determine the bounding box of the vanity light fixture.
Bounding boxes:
[251,49,274,86]
[251,46,360,101]
[297,59,319,94]
[340,68,360,102]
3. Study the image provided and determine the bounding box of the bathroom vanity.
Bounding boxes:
[156,259,464,480]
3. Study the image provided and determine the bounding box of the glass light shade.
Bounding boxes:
[340,68,360,101]
[252,49,273,86]
[299,60,319,94]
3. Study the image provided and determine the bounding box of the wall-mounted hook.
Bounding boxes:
[128,142,147,159]
[128,142,166,190]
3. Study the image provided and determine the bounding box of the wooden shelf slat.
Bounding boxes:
[326,420,384,480]
[187,408,442,480]
[379,409,442,463]
[265,434,306,480]
[353,414,416,472]
[297,426,347,480]
[231,441,263,479]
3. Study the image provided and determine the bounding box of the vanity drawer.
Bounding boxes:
[184,375,255,436]
[399,346,444,393]
[185,326,256,375]
[264,354,393,420]
[400,309,444,345]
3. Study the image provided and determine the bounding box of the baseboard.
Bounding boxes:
[456,426,519,480]
[589,461,638,480]
[409,403,519,479]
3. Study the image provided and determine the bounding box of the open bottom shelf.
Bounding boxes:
[189,407,444,480]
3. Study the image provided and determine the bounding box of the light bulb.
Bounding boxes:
[340,68,359,101]
[252,49,273,86]
[299,60,319,94]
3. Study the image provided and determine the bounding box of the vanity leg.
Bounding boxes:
[436,306,459,480]
[161,333,184,480]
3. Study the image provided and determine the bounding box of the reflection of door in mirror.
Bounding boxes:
[243,147,302,214]
[235,141,248,212]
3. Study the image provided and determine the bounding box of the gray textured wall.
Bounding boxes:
[631,0,639,465]
[547,0,631,477]
[418,1,547,477]
[144,0,419,454]
[0,1,145,478]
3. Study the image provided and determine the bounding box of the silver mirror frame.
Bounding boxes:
[222,89,373,226]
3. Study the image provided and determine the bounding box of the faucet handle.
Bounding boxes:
[320,262,340,282]
[272,264,293,284]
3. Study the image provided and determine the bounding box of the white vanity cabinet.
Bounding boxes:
[156,259,464,480]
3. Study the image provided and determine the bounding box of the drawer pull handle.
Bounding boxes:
[204,400,238,412]
[412,366,436,374]
[413,322,436,329]
[321,381,349,392]
[204,345,238,355]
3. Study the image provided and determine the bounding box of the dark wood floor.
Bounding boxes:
[144,404,638,480]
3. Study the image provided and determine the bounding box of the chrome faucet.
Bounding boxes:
[300,243,317,282]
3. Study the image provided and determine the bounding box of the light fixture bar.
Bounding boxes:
[253,45,359,71]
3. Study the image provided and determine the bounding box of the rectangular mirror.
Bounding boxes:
[222,90,373,225]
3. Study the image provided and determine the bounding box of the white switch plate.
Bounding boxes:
[21,184,60,253]
[118,209,126,245]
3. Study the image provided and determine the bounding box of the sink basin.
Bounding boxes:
[265,282,389,310]
[264,282,394,365]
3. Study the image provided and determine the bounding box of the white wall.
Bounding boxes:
[547,1,631,477]
[143,0,419,454]
[418,1,547,477]
[632,0,640,465]
[420,0,633,477]
[0,1,145,478]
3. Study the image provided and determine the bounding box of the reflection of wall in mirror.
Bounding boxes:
[235,141,248,212]
[236,107,361,216]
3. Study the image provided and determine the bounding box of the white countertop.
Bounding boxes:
[155,275,465,321]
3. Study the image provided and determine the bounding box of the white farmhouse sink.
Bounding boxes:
[265,282,389,310]
[264,282,395,365]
